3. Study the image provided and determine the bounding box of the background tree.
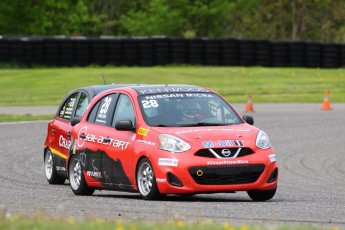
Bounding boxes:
[0,0,344,42]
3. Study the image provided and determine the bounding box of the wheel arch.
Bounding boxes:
[135,155,167,196]
[135,155,149,183]
[43,146,50,161]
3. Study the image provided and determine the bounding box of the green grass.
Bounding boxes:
[0,216,331,230]
[0,114,54,122]
[0,66,344,106]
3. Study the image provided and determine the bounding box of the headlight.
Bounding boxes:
[158,134,191,152]
[256,130,271,149]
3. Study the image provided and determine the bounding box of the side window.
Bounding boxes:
[58,92,79,121]
[112,94,136,127]
[75,92,89,118]
[87,100,101,123]
[208,98,240,123]
[92,94,118,126]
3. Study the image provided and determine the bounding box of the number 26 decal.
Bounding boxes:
[142,100,159,108]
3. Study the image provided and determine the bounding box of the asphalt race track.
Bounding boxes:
[1,104,345,228]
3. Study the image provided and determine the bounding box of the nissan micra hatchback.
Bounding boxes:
[66,84,278,201]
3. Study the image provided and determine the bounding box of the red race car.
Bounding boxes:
[43,84,138,184]
[68,84,278,201]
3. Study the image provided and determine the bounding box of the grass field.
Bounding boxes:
[0,66,344,106]
[0,216,330,230]
[0,114,53,122]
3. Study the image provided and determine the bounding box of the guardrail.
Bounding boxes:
[0,36,344,67]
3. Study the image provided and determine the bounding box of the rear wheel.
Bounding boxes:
[44,149,65,184]
[247,187,277,201]
[69,155,95,196]
[137,158,164,200]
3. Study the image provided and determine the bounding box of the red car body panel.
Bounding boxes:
[46,118,72,160]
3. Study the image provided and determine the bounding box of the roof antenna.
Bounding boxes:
[101,75,107,85]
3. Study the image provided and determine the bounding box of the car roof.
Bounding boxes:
[128,84,211,95]
[75,84,142,97]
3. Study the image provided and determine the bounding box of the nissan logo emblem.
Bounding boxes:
[221,149,231,157]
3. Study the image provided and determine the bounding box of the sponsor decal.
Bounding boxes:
[202,140,244,148]
[186,93,213,98]
[143,93,213,100]
[56,166,66,172]
[158,158,179,167]
[77,126,130,150]
[137,139,156,146]
[86,159,102,178]
[86,134,130,150]
[142,99,159,108]
[234,140,244,147]
[79,152,87,167]
[202,140,233,148]
[269,154,277,162]
[137,127,149,136]
[78,126,88,147]
[59,135,71,149]
[68,97,76,108]
[96,96,112,124]
[156,178,167,183]
[99,96,112,115]
[144,94,184,100]
[138,87,210,95]
[207,160,249,165]
[87,171,102,178]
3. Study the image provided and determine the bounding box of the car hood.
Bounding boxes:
[150,124,259,145]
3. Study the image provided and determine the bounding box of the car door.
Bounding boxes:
[106,93,136,187]
[47,90,89,171]
[83,93,136,190]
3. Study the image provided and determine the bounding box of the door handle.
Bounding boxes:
[51,128,56,133]
[67,132,71,137]
[103,137,111,143]
[79,133,86,139]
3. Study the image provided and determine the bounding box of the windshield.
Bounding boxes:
[139,92,243,127]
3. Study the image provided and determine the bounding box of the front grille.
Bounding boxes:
[195,148,254,158]
[188,164,265,185]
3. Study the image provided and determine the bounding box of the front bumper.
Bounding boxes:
[152,149,278,195]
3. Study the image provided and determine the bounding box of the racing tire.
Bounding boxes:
[137,158,165,200]
[69,155,95,196]
[247,187,277,201]
[44,149,65,184]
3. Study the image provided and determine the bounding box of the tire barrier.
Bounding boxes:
[0,36,344,68]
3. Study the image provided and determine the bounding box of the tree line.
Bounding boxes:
[0,0,344,43]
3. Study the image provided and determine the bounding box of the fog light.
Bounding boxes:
[267,168,278,183]
[167,172,183,187]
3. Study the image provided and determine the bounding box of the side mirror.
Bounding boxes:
[243,115,254,125]
[115,120,135,131]
[71,117,81,126]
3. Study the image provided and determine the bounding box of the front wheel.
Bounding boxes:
[69,155,95,196]
[136,158,164,200]
[247,187,277,201]
[44,149,65,184]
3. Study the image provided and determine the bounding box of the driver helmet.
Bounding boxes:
[178,102,202,119]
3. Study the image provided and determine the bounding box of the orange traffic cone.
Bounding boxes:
[321,91,332,110]
[245,95,254,112]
